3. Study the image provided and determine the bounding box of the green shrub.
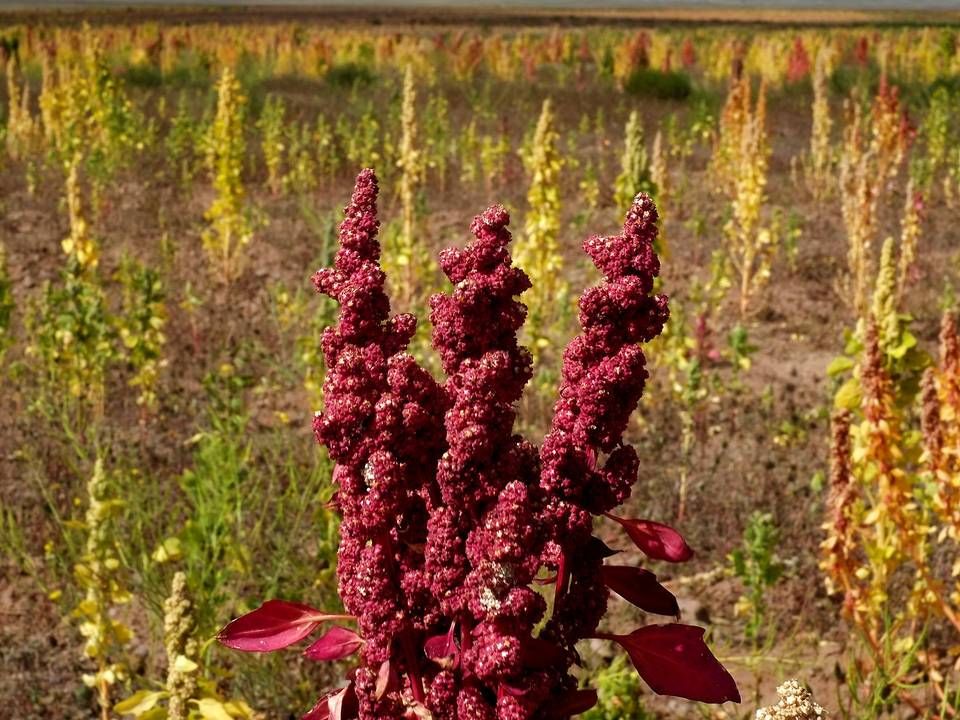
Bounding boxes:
[623,67,692,101]
[324,62,376,89]
[583,656,653,720]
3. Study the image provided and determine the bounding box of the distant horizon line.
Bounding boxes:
[5,0,960,27]
[7,0,960,8]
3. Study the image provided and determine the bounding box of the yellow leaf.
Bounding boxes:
[193,698,234,720]
[223,700,256,719]
[115,690,167,716]
[173,654,199,674]
[152,537,182,564]
[138,708,167,720]
[834,377,861,411]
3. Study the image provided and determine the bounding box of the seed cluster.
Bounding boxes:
[302,169,727,718]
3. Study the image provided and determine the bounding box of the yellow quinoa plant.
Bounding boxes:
[516,97,567,360]
[838,98,880,317]
[895,180,923,304]
[383,66,432,309]
[722,79,775,317]
[711,70,750,191]
[202,67,253,285]
[115,571,257,720]
[73,458,134,720]
[39,25,143,197]
[823,314,960,710]
[4,55,41,163]
[804,49,834,200]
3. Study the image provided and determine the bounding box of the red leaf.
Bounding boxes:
[605,514,694,563]
[499,681,531,698]
[321,685,359,720]
[543,688,599,717]
[217,600,351,652]
[425,623,460,671]
[323,492,340,512]
[302,695,331,720]
[403,702,433,720]
[303,626,364,661]
[424,623,456,660]
[601,566,680,617]
[375,659,397,700]
[587,536,620,559]
[328,689,347,720]
[600,624,740,704]
[520,637,567,670]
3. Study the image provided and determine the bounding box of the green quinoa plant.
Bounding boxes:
[649,127,670,246]
[614,109,655,218]
[0,241,14,367]
[919,86,950,196]
[313,114,341,189]
[258,93,286,195]
[479,129,510,195]
[336,107,381,173]
[729,511,785,645]
[283,120,318,196]
[165,92,208,188]
[423,91,451,191]
[174,363,254,634]
[582,656,652,720]
[457,118,480,186]
[165,94,195,180]
[268,282,335,410]
[116,257,167,417]
[26,156,116,417]
[571,159,601,232]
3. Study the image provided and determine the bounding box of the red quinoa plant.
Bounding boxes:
[217,169,739,719]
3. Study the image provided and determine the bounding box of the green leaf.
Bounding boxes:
[890,334,916,360]
[826,355,854,376]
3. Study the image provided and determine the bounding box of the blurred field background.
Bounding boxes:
[1,5,960,719]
